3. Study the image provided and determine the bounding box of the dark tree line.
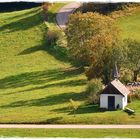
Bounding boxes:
[0,2,41,12]
[81,3,140,14]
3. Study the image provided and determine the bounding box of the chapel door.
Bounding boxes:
[108,96,115,110]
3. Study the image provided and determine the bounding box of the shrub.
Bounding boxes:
[86,78,103,104]
[128,91,140,102]
[42,4,49,11]
[56,32,67,48]
[128,94,132,103]
[42,3,53,21]
[42,2,53,11]
[120,68,132,84]
[86,78,103,95]
[120,72,132,84]
[88,93,99,104]
[69,99,79,116]
[46,29,60,45]
[135,89,140,94]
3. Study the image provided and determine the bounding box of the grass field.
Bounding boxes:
[117,7,140,41]
[0,3,140,124]
[0,4,86,123]
[0,128,140,138]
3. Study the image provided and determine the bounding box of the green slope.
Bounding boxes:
[117,8,140,41]
[0,5,86,123]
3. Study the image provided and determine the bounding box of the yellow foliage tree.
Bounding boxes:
[66,12,126,83]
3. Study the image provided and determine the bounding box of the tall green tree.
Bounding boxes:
[125,39,140,81]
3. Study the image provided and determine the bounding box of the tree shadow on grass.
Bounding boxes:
[74,104,106,114]
[13,9,79,65]
[52,104,107,115]
[18,40,71,64]
[0,67,84,90]
[5,79,86,95]
[7,8,41,20]
[45,117,63,124]
[0,91,85,108]
[0,8,43,33]
[18,42,47,55]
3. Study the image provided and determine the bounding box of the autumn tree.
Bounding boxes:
[66,12,125,83]
[66,12,119,64]
[42,2,53,11]
[42,2,53,21]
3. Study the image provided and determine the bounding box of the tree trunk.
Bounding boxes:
[133,70,138,81]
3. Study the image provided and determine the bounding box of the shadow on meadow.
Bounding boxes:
[7,8,41,20]
[0,91,85,108]
[18,42,48,55]
[73,104,106,114]
[45,117,63,124]
[0,67,84,90]
[52,104,105,115]
[3,78,86,96]
[0,8,43,33]
[0,6,75,64]
[18,41,70,63]
[0,5,87,110]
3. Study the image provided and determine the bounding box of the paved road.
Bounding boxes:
[0,124,140,129]
[56,2,81,29]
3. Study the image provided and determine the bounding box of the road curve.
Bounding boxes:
[56,2,81,29]
[0,124,140,129]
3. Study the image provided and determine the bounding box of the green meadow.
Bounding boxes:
[0,128,140,138]
[117,8,140,41]
[0,4,139,124]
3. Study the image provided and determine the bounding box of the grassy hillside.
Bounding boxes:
[117,7,140,41]
[0,5,87,123]
[0,4,139,124]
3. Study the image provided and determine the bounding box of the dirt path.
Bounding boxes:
[56,2,81,29]
[0,124,140,129]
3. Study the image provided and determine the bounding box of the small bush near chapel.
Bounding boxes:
[69,99,79,116]
[128,90,140,102]
[86,78,103,104]
[46,29,60,45]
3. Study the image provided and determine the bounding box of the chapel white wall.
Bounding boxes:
[122,95,127,109]
[100,94,127,109]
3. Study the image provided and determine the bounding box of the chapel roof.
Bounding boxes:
[101,79,130,96]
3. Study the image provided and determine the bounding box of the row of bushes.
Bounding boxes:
[81,3,140,14]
